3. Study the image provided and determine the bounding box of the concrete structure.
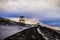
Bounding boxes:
[19,16,25,24]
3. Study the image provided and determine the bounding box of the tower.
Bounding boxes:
[19,16,25,23]
[19,16,25,26]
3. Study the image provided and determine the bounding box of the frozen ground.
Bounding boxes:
[0,25,30,40]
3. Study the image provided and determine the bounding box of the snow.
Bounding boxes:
[0,25,29,40]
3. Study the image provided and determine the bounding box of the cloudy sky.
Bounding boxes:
[0,0,60,27]
[0,0,60,20]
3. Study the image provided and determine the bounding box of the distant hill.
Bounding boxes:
[0,17,25,26]
[0,17,15,25]
[8,18,38,25]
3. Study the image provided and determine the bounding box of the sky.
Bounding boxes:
[0,0,60,26]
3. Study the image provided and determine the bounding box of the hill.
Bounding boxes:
[4,25,60,40]
[0,17,25,26]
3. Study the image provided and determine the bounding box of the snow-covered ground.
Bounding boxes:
[0,25,30,40]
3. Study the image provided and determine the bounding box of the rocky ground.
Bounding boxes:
[0,17,60,40]
[4,25,60,40]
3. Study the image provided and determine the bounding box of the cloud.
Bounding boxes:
[0,0,60,13]
[0,0,60,20]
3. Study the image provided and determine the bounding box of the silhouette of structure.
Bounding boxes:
[19,16,25,26]
[19,16,25,23]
